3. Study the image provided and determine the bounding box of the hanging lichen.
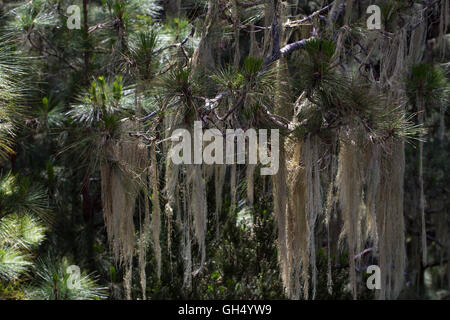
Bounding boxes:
[150,142,162,280]
[100,120,150,300]
[100,120,149,267]
[336,133,363,300]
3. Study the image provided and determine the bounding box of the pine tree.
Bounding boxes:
[0,0,448,300]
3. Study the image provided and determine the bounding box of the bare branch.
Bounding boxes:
[152,27,195,55]
[285,2,334,28]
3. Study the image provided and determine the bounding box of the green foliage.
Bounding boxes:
[105,0,162,26]
[407,63,448,104]
[304,38,336,66]
[0,212,45,282]
[0,213,46,251]
[68,76,133,128]
[157,65,205,117]
[129,31,159,80]
[242,56,264,79]
[26,256,107,300]
[186,199,285,299]
[293,52,422,143]
[0,39,27,159]
[0,246,32,282]
[0,172,47,286]
[211,66,245,92]
[35,96,65,131]
[0,173,50,222]
[0,210,46,285]
[8,0,58,31]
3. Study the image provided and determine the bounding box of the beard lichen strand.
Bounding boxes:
[361,15,411,298]
[364,144,381,252]
[164,147,178,260]
[263,0,275,56]
[230,164,237,213]
[140,180,151,300]
[249,23,260,58]
[375,139,406,299]
[438,0,449,58]
[215,164,226,238]
[288,133,323,300]
[273,1,296,298]
[325,140,338,296]
[308,135,322,300]
[232,0,240,67]
[164,109,183,258]
[408,2,428,66]
[189,162,207,276]
[191,0,218,71]
[280,93,323,300]
[274,139,289,296]
[287,138,304,300]
[304,136,315,299]
[246,164,256,207]
[151,142,162,280]
[418,94,427,267]
[123,259,133,300]
[336,135,362,300]
[182,165,192,290]
[99,120,150,299]
[376,9,419,298]
[138,207,146,300]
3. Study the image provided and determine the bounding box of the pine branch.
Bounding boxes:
[285,2,334,28]
[265,37,313,66]
[152,27,195,55]
[88,21,114,34]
